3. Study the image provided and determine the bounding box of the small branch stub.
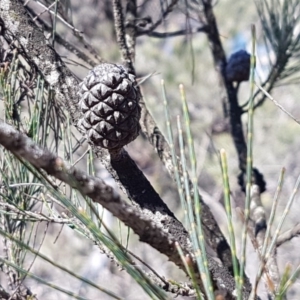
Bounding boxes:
[78,63,141,151]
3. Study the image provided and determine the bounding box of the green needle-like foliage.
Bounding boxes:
[251,168,285,297]
[254,0,300,107]
[0,228,122,300]
[179,85,214,299]
[220,149,239,288]
[176,115,206,299]
[0,51,168,300]
[238,25,257,300]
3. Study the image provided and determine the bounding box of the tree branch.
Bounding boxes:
[201,0,266,193]
[277,223,300,247]
[110,0,236,278]
[138,0,179,35]
[249,185,280,291]
[111,0,135,73]
[0,121,185,268]
[137,25,208,38]
[0,0,80,124]
[24,3,103,68]
[200,1,266,293]
[0,1,249,297]
[0,121,249,298]
[124,0,137,61]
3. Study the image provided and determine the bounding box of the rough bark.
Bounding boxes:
[0,0,253,298]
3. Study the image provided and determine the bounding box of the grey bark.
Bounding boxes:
[0,0,253,298]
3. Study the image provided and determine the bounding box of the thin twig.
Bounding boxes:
[111,0,134,73]
[249,185,280,292]
[276,223,300,247]
[256,83,300,125]
[0,121,194,278]
[35,0,83,33]
[140,0,179,34]
[137,25,208,38]
[24,2,103,67]
[124,0,137,61]
[0,202,72,224]
[0,3,245,296]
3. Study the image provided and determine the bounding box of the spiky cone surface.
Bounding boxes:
[226,50,250,82]
[78,63,141,151]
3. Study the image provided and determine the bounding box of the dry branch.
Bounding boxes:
[0,121,184,267]
[0,121,246,298]
[277,223,300,247]
[112,0,236,277]
[250,185,280,291]
[0,0,253,297]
